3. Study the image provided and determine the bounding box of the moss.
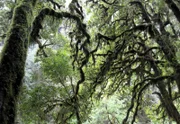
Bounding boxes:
[0,0,37,123]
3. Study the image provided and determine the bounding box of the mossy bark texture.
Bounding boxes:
[0,1,36,123]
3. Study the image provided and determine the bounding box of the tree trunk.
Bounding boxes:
[132,2,180,122]
[151,62,180,123]
[0,1,36,123]
[164,0,180,23]
[164,0,180,92]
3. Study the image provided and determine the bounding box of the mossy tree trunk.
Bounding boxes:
[0,0,36,123]
[132,1,180,122]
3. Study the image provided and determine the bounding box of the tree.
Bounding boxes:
[0,0,89,123]
[84,0,180,123]
[0,1,36,123]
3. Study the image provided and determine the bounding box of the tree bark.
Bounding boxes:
[164,0,180,23]
[0,1,36,123]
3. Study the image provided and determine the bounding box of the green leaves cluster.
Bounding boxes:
[84,95,126,124]
[41,49,73,82]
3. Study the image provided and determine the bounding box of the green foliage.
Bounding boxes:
[0,0,13,40]
[18,84,59,123]
[84,95,126,124]
[18,47,76,123]
[41,49,73,82]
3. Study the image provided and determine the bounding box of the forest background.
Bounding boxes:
[0,0,180,124]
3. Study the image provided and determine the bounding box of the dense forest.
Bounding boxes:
[0,0,180,123]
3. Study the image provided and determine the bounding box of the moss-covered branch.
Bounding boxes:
[31,8,90,42]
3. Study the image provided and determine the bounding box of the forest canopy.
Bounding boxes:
[0,0,180,124]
